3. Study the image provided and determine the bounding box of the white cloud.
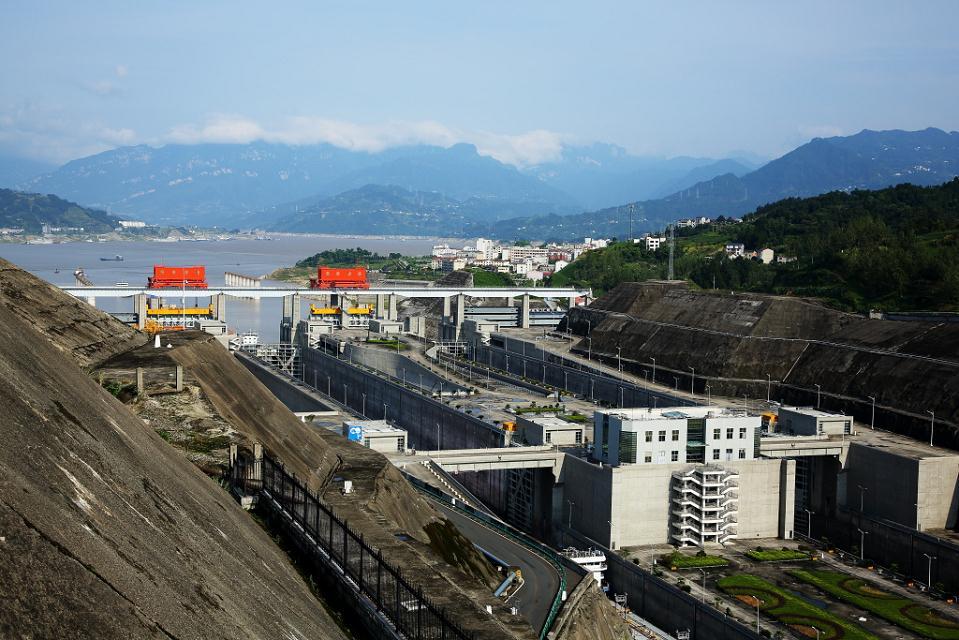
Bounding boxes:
[115,65,128,78]
[161,114,567,167]
[0,105,138,164]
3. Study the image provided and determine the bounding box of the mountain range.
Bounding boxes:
[480,128,959,240]
[10,140,758,228]
[5,127,958,239]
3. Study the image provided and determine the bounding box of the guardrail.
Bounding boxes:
[229,455,475,640]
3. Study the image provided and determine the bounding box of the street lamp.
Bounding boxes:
[567,499,575,529]
[868,395,876,430]
[689,367,695,397]
[705,384,711,405]
[811,626,821,640]
[673,376,679,391]
[698,568,707,603]
[765,373,771,403]
[857,528,868,560]
[616,345,622,379]
[343,383,348,405]
[361,392,366,417]
[587,337,592,361]
[923,553,936,588]
[436,422,441,450]
[857,484,868,512]
[750,594,761,633]
[928,410,935,447]
[650,357,656,383]
[814,383,821,408]
[803,508,815,539]
[383,403,389,422]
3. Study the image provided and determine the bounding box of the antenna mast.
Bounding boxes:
[668,224,675,281]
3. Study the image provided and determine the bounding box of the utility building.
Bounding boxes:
[778,406,853,436]
[343,420,407,454]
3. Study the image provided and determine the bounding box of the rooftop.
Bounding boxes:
[519,415,582,430]
[343,419,407,435]
[597,405,750,421]
[779,406,851,419]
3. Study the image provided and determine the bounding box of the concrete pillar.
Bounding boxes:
[455,293,466,326]
[568,296,577,310]
[136,367,145,393]
[282,294,301,322]
[442,295,452,319]
[387,294,398,321]
[174,365,184,392]
[376,293,386,318]
[779,459,797,539]
[134,294,148,330]
[213,293,227,322]
[520,294,531,329]
[253,442,263,482]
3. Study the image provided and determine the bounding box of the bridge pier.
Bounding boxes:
[442,295,451,319]
[386,293,398,321]
[375,293,386,318]
[519,294,530,329]
[134,293,148,329]
[280,294,301,343]
[213,293,227,322]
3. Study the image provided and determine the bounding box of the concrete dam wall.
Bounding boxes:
[561,282,959,448]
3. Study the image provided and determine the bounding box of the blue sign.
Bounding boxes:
[347,425,364,442]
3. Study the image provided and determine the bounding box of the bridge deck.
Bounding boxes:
[60,285,591,299]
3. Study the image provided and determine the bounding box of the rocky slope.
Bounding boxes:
[0,264,346,639]
[565,281,959,446]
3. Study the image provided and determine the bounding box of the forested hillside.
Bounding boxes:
[0,189,119,233]
[553,179,959,312]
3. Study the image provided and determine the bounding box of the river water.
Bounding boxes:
[0,234,444,340]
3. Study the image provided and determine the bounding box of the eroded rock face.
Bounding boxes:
[0,270,346,639]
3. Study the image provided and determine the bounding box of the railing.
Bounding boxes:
[229,455,475,640]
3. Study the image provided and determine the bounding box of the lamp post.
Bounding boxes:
[927,410,935,447]
[868,395,876,430]
[616,345,622,379]
[857,528,868,560]
[705,384,711,405]
[923,553,936,588]
[689,367,695,397]
[436,422,441,450]
[857,484,868,512]
[673,376,679,391]
[814,383,821,408]
[587,337,592,361]
[765,373,771,403]
[361,392,366,417]
[751,594,761,633]
[698,568,707,603]
[803,508,815,539]
[650,357,656,383]
[567,499,575,529]
[343,383,348,406]
[812,626,821,640]
[383,403,389,422]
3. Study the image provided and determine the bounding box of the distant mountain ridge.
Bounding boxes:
[482,128,959,240]
[0,188,119,233]
[19,140,752,230]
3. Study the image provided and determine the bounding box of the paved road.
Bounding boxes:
[431,500,562,634]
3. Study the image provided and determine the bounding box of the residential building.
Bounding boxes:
[759,248,775,264]
[644,236,667,251]
[725,243,746,258]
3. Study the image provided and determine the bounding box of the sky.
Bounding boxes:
[2,1,958,166]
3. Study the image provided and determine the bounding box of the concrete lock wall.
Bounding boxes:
[236,353,333,414]
[918,457,959,529]
[474,340,695,409]
[841,443,921,528]
[302,347,502,452]
[339,341,469,395]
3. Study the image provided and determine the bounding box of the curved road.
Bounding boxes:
[431,500,562,634]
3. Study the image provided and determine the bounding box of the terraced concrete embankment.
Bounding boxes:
[562,282,959,447]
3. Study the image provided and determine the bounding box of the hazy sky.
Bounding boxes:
[2,1,958,165]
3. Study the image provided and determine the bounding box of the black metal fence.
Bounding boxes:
[230,455,475,640]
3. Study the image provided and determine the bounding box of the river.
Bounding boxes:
[0,234,448,340]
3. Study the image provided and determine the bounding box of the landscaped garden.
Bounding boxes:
[789,569,959,640]
[746,548,811,562]
[664,550,729,569]
[718,574,878,640]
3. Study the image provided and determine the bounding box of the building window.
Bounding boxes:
[725,448,733,460]
[644,452,652,463]
[726,428,734,439]
[645,431,653,442]
[738,448,746,459]
[713,428,721,440]
[545,431,552,444]
[672,429,680,441]
[671,451,679,462]
[712,449,720,460]
[619,431,638,465]
[658,430,666,442]
[739,427,747,439]
[575,431,582,444]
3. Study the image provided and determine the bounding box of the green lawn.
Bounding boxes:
[365,338,408,350]
[746,549,811,562]
[718,574,877,640]
[665,552,729,569]
[790,569,959,640]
